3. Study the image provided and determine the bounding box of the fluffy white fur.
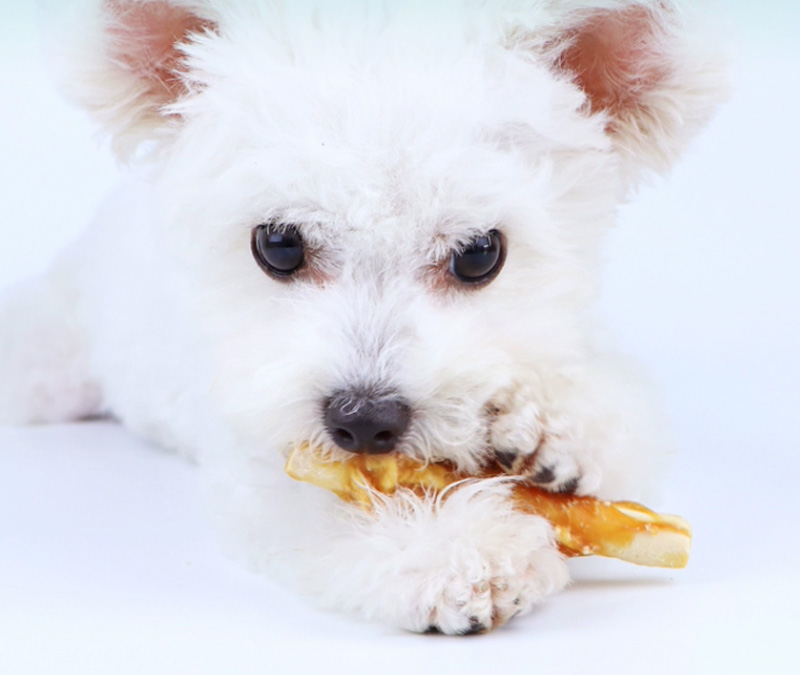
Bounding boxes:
[1,0,724,633]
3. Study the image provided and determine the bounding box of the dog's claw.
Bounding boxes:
[459,617,487,636]
[494,450,518,471]
[558,476,580,494]
[531,465,556,484]
[530,461,581,494]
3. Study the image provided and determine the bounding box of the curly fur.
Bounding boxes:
[0,0,725,633]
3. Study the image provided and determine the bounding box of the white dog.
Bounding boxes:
[0,0,724,634]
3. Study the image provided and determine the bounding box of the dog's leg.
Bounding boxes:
[319,484,568,634]
[489,357,665,500]
[0,265,102,425]
[229,472,569,635]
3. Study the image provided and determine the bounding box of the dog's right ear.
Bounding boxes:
[50,0,218,159]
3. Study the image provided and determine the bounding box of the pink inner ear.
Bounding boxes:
[107,0,213,104]
[558,5,668,119]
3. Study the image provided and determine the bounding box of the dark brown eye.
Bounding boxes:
[251,223,305,278]
[450,230,505,285]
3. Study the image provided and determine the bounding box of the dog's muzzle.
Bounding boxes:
[324,390,411,455]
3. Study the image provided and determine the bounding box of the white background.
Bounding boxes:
[1,2,799,673]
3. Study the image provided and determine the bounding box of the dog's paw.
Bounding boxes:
[316,481,569,635]
[420,541,568,635]
[392,484,569,634]
[488,384,599,494]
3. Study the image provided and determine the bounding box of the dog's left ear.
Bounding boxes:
[505,1,727,180]
[52,0,218,160]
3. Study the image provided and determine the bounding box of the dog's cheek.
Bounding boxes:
[190,276,335,454]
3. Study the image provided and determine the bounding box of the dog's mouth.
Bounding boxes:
[296,385,501,475]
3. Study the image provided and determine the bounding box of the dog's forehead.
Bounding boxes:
[192,66,592,228]
[243,132,528,259]
[168,4,610,257]
[180,4,602,168]
[192,30,591,149]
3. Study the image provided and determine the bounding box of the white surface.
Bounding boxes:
[2,3,799,674]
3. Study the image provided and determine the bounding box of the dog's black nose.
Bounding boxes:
[324,392,411,455]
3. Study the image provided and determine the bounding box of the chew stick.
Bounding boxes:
[285,443,691,569]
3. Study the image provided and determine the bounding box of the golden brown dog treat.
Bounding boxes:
[285,443,692,569]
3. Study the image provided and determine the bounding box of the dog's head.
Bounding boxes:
[61,0,724,470]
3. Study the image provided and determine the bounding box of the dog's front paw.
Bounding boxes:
[396,486,570,635]
[316,482,569,634]
[488,384,599,494]
[419,540,567,635]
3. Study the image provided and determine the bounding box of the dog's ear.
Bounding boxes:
[505,1,727,181]
[53,0,217,159]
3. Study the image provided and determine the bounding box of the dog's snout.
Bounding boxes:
[324,392,411,455]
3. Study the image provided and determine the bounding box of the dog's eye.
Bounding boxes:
[450,230,505,285]
[251,223,305,278]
